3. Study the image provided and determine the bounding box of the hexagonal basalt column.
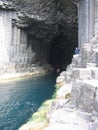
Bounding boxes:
[71,80,98,113]
[72,68,92,80]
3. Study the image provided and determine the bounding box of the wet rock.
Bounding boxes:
[19,122,48,130]
[56,76,65,86]
[56,83,72,99]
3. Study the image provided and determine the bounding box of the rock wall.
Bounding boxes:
[43,1,98,130]
[78,0,98,48]
[0,0,78,75]
[0,10,34,74]
[0,10,16,73]
[0,1,52,75]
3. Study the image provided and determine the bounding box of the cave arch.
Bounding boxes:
[0,0,78,74]
[49,32,74,71]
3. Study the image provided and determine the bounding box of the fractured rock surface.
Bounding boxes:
[0,0,77,75]
[45,42,98,130]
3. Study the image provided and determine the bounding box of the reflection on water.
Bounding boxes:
[0,74,56,130]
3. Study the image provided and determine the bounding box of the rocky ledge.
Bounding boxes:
[44,40,98,130]
[19,40,98,130]
[0,65,53,83]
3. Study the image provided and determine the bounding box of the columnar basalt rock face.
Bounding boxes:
[18,1,98,130]
[78,0,98,48]
[0,9,37,74]
[0,1,55,74]
[64,0,98,113]
[0,0,78,75]
[43,1,98,130]
[13,0,78,70]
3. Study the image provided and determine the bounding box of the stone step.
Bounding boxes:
[72,67,98,80]
[72,54,82,67]
[71,79,98,113]
[72,68,92,80]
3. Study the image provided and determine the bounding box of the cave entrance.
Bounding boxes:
[49,31,77,71]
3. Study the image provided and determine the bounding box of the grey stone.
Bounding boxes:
[61,66,73,83]
[56,83,72,99]
[78,80,98,113]
[47,108,90,130]
[72,68,92,80]
[86,63,96,68]
[81,45,92,67]
[56,76,65,86]
[72,54,82,67]
[96,51,98,67]
[90,67,98,79]
[48,99,69,114]
[94,88,98,113]
[71,80,82,108]
[71,80,98,113]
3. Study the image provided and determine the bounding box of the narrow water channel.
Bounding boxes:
[0,73,56,130]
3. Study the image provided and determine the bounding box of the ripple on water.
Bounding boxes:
[0,74,56,130]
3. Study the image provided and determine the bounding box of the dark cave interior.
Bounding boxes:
[14,0,78,72]
[24,0,78,72]
[27,23,78,72]
[48,31,78,71]
[27,27,78,72]
[7,0,78,73]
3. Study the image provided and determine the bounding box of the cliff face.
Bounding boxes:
[0,0,78,74]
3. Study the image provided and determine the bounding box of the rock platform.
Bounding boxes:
[44,43,98,130]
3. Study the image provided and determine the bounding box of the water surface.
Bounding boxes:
[0,73,56,130]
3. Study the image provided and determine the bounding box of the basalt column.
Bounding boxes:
[11,26,35,72]
[95,0,98,37]
[78,0,95,47]
[0,9,37,74]
[0,10,17,73]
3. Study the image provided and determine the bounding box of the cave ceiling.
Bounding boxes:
[11,0,78,41]
[0,0,78,42]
